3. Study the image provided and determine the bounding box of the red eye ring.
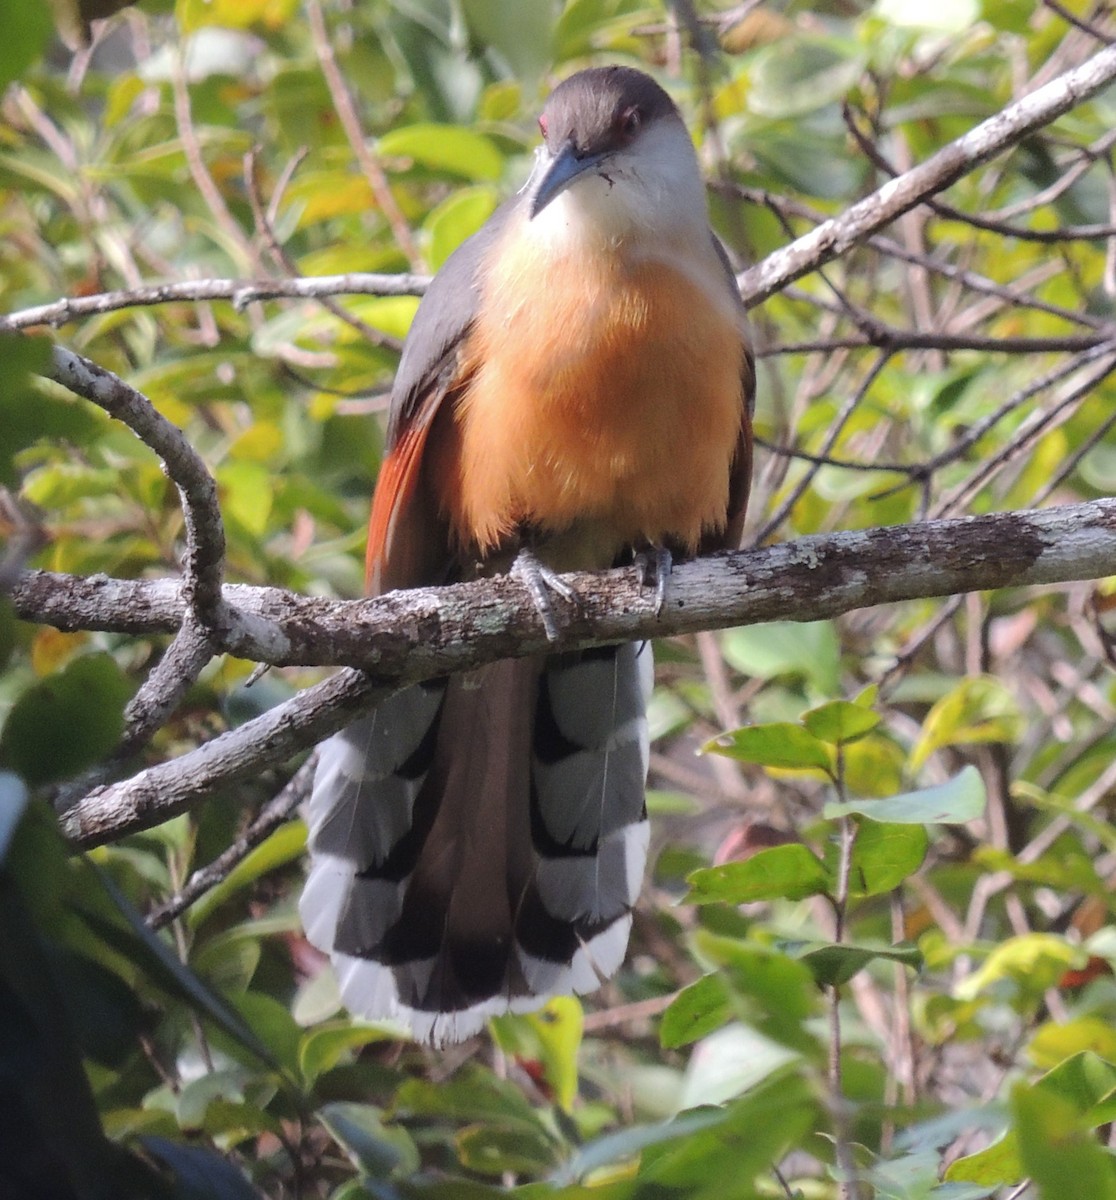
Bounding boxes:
[538,114,549,139]
[620,106,641,137]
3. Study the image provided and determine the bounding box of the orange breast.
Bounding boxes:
[428,229,746,568]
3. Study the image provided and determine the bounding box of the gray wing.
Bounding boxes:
[386,198,518,447]
[707,233,756,550]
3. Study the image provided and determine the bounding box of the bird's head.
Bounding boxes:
[526,66,707,245]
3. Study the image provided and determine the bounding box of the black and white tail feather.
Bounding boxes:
[300,642,652,1046]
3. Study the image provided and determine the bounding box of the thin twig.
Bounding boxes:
[243,147,401,353]
[735,42,1116,307]
[0,273,429,332]
[753,351,890,544]
[147,752,318,930]
[306,0,422,270]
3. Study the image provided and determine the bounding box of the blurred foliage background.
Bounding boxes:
[2,0,1116,1196]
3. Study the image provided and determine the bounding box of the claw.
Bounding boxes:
[636,546,672,616]
[512,548,575,642]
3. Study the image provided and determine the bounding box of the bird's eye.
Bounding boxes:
[619,106,641,138]
[538,114,549,140]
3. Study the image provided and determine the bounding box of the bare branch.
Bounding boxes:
[61,666,379,847]
[146,751,317,930]
[243,146,402,353]
[735,42,1116,307]
[35,499,1116,847]
[753,352,890,544]
[306,0,422,270]
[45,349,230,782]
[0,273,429,333]
[5,44,1115,356]
[770,331,1115,356]
[719,182,1106,330]
[13,500,1116,674]
[48,347,227,628]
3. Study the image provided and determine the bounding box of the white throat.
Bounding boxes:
[524,119,711,259]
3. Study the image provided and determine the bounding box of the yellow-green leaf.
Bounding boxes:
[705,722,832,773]
[379,124,504,182]
[910,677,1021,771]
[802,698,880,744]
[687,843,830,905]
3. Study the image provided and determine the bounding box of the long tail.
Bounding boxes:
[299,642,652,1045]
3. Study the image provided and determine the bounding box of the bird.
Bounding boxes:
[299,64,755,1045]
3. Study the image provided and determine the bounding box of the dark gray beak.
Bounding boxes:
[529,141,606,219]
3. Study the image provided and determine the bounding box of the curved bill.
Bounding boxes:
[529,141,607,219]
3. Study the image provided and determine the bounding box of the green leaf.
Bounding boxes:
[957,933,1082,1006]
[139,1135,264,1199]
[0,0,52,90]
[318,1103,420,1178]
[189,820,306,928]
[750,36,867,118]
[974,844,1106,894]
[747,124,865,199]
[947,1053,1116,1186]
[460,0,554,81]
[705,722,833,772]
[825,766,987,825]
[945,1130,1021,1186]
[791,941,923,986]
[687,843,830,905]
[660,974,733,1049]
[720,620,840,692]
[379,124,504,181]
[175,1067,252,1130]
[490,996,583,1112]
[191,933,261,994]
[0,878,124,1192]
[219,461,273,537]
[553,1105,734,1188]
[879,0,980,32]
[803,698,880,745]
[1036,1051,1116,1118]
[394,1067,544,1129]
[0,652,133,785]
[80,872,278,1071]
[298,1022,397,1086]
[226,991,302,1075]
[677,1023,803,1110]
[1030,1018,1116,1072]
[456,1124,563,1177]
[49,946,144,1069]
[636,1071,818,1195]
[694,934,820,1052]
[842,820,929,897]
[425,185,500,269]
[1013,1081,1116,1200]
[842,734,906,799]
[910,677,1020,771]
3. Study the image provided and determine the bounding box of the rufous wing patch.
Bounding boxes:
[365,420,438,595]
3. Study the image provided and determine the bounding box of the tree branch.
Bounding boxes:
[145,751,318,931]
[735,41,1116,307]
[0,273,429,333]
[5,43,1116,343]
[49,345,226,623]
[45,347,233,795]
[28,498,1116,847]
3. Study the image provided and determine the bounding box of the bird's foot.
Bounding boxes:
[635,545,673,616]
[511,547,575,643]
